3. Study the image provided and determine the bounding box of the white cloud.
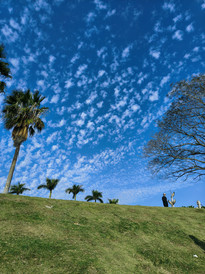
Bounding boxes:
[94,0,107,10]
[65,79,74,89]
[1,25,19,42]
[149,49,160,59]
[75,64,88,77]
[149,91,159,101]
[172,30,183,41]
[186,23,194,33]
[50,94,59,104]
[173,14,182,23]
[46,132,58,144]
[86,12,96,24]
[70,54,80,64]
[131,104,140,112]
[9,58,19,68]
[58,119,66,127]
[9,18,21,31]
[97,101,103,108]
[122,45,132,58]
[162,2,175,12]
[97,47,106,57]
[98,70,105,77]
[160,75,170,87]
[49,55,56,64]
[105,9,116,18]
[86,92,97,105]
[52,145,58,151]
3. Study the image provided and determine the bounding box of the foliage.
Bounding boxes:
[0,194,204,273]
[108,198,119,204]
[9,182,30,195]
[0,44,11,93]
[144,74,205,180]
[65,184,84,200]
[37,178,59,198]
[85,190,103,203]
[2,89,48,147]
[2,89,48,194]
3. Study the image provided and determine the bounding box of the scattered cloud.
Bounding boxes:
[172,30,183,40]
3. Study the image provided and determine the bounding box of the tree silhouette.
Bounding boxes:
[65,184,84,201]
[85,190,103,203]
[2,90,48,193]
[37,178,59,199]
[0,44,11,93]
[9,182,30,195]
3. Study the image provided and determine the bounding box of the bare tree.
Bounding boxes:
[144,74,205,180]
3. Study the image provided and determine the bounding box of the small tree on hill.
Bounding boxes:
[85,190,103,203]
[65,184,84,201]
[37,178,59,199]
[9,182,30,195]
[108,199,119,204]
[144,74,205,180]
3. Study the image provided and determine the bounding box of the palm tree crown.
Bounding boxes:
[65,184,84,200]
[2,89,48,147]
[37,178,60,198]
[0,44,11,93]
[9,182,30,195]
[108,199,119,204]
[85,190,103,203]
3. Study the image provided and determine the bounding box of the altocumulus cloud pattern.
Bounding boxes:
[0,0,205,205]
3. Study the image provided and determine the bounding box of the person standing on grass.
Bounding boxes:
[162,193,168,207]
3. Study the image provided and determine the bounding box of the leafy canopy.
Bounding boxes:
[37,178,60,191]
[85,190,103,203]
[0,44,11,93]
[108,199,119,204]
[65,184,84,199]
[9,182,30,195]
[2,89,48,146]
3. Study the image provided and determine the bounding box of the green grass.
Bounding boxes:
[0,195,204,273]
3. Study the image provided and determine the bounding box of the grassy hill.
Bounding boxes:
[0,194,204,273]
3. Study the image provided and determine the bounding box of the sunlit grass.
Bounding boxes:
[0,194,204,273]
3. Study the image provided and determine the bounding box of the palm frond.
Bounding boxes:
[37,184,47,190]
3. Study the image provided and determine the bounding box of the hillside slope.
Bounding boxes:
[0,194,204,273]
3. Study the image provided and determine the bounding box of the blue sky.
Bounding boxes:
[0,0,205,206]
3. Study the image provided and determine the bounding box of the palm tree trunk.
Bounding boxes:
[74,194,76,201]
[49,190,52,199]
[3,144,21,194]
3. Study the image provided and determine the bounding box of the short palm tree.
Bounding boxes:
[0,44,11,93]
[65,184,84,201]
[2,89,48,194]
[108,199,119,204]
[9,182,30,195]
[37,178,59,199]
[85,190,103,203]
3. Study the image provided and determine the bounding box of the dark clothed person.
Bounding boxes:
[162,193,168,207]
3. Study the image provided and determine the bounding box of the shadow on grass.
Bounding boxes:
[189,235,205,252]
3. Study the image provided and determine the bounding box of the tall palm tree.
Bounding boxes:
[0,44,11,93]
[37,178,59,199]
[2,89,48,194]
[108,199,119,204]
[9,182,30,195]
[85,190,103,203]
[65,184,84,201]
